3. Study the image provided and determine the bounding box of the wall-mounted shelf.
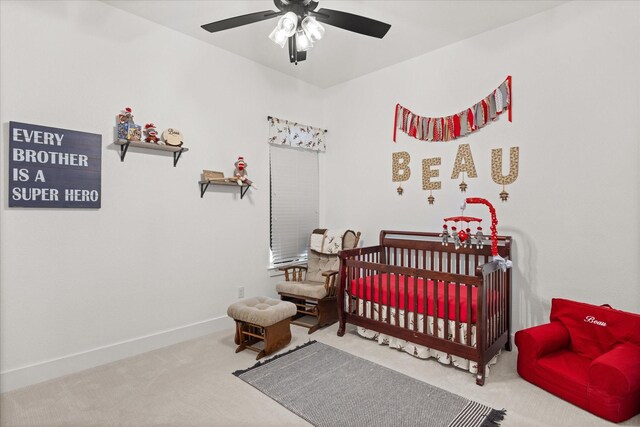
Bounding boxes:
[199,180,250,199]
[114,140,188,167]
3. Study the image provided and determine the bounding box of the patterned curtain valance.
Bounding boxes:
[267,116,327,152]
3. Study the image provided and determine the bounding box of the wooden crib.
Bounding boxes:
[337,230,512,385]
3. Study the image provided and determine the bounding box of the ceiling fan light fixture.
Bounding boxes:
[295,29,313,52]
[301,16,324,42]
[268,26,288,47]
[279,11,299,37]
[201,1,392,64]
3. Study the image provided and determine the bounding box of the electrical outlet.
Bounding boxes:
[238,286,245,298]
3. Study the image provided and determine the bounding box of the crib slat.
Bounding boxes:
[465,253,470,276]
[367,264,373,320]
[422,274,428,335]
[499,271,503,338]
[467,284,472,347]
[432,277,438,337]
[502,270,506,337]
[356,259,362,317]
[403,273,408,329]
[386,269,391,326]
[347,261,352,315]
[413,273,418,332]
[443,278,449,342]
[376,268,382,323]
[489,273,494,346]
[496,271,501,341]
[455,284,461,344]
[495,272,499,344]
[394,271,400,328]
[350,260,355,315]
[497,271,501,339]
[474,254,479,277]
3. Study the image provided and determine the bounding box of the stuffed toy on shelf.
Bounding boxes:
[144,123,159,144]
[234,156,256,189]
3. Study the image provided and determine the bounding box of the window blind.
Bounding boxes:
[269,145,319,267]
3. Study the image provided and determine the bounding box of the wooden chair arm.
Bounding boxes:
[279,265,307,282]
[322,270,339,296]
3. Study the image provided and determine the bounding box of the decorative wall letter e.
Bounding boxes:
[422,157,441,205]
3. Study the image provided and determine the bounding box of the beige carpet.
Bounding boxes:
[1,323,638,427]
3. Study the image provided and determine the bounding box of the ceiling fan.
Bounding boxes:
[201,0,391,64]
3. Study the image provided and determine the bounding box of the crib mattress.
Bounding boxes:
[350,273,489,323]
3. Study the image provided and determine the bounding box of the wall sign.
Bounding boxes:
[9,121,102,208]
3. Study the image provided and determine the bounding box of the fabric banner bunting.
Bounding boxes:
[268,116,327,152]
[394,76,512,142]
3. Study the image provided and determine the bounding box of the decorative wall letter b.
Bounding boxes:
[392,151,411,182]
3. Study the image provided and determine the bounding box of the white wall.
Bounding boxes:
[323,1,640,334]
[0,0,325,391]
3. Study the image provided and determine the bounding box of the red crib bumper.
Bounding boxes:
[349,273,495,323]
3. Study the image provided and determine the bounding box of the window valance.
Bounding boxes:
[267,116,327,152]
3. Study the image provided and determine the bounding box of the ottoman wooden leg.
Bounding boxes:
[234,321,247,353]
[235,321,264,355]
[234,321,242,345]
[259,318,292,360]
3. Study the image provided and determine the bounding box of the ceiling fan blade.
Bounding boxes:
[201,10,282,33]
[311,8,391,38]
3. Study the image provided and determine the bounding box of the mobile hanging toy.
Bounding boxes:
[441,216,482,250]
[441,197,512,271]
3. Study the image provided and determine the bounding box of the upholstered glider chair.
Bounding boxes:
[276,229,360,334]
[515,298,640,423]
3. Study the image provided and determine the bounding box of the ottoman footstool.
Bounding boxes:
[227,296,297,360]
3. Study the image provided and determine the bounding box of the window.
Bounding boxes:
[269,145,319,268]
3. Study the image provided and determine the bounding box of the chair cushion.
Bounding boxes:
[526,350,592,410]
[276,280,327,299]
[306,254,339,283]
[550,298,640,359]
[227,296,296,327]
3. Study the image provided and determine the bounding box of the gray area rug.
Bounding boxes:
[233,341,505,427]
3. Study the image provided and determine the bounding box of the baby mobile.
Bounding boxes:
[440,197,512,271]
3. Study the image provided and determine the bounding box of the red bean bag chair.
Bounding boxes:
[515,298,640,423]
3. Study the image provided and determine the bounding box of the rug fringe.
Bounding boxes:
[480,408,507,427]
[232,340,317,377]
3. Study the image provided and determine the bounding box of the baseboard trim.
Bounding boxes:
[0,315,234,393]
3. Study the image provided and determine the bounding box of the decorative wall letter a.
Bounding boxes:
[451,144,478,192]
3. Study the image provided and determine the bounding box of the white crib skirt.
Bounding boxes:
[354,300,499,376]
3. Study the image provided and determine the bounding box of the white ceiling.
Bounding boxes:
[103,0,568,88]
